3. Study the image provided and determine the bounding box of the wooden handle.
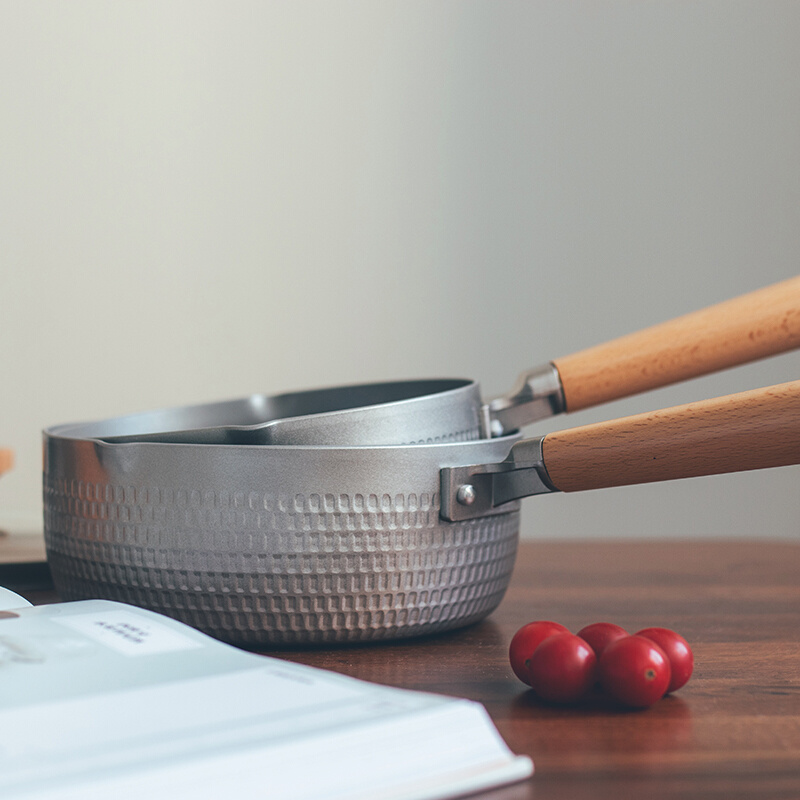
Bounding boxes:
[541,380,800,492]
[552,276,800,412]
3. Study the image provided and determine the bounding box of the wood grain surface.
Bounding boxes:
[14,540,800,799]
[268,540,800,800]
[553,275,800,412]
[542,380,800,492]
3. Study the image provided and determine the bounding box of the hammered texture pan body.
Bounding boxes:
[43,435,521,646]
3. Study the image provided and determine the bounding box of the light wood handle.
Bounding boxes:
[552,276,800,412]
[541,380,800,492]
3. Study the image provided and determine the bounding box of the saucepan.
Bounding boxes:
[52,277,800,447]
[43,279,800,646]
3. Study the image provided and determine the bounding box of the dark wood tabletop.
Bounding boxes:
[268,540,800,800]
[5,537,799,799]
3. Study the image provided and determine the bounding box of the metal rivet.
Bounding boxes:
[456,484,477,506]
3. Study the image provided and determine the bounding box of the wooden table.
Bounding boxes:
[269,540,800,800]
[4,538,800,799]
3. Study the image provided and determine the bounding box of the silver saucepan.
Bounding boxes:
[43,280,800,646]
[67,277,800,446]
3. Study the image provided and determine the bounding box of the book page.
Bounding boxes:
[0,587,32,610]
[0,599,532,800]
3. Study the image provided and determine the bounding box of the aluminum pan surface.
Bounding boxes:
[45,379,484,447]
[43,434,522,646]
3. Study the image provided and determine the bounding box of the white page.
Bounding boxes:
[0,587,32,610]
[0,598,533,800]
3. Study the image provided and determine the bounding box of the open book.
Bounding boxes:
[0,587,532,800]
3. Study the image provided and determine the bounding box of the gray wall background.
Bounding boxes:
[2,1,798,539]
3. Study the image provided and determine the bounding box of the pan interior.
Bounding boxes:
[48,378,477,445]
[253,378,474,420]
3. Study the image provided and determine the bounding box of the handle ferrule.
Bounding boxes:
[440,438,556,522]
[486,363,565,436]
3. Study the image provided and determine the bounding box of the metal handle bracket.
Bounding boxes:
[485,363,566,437]
[440,437,558,521]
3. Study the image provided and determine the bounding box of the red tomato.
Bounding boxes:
[508,620,569,685]
[598,635,671,708]
[576,622,629,658]
[635,627,694,693]
[527,633,597,704]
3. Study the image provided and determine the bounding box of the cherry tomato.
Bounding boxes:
[508,620,569,685]
[598,635,671,708]
[635,627,694,693]
[527,633,597,704]
[577,622,629,658]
